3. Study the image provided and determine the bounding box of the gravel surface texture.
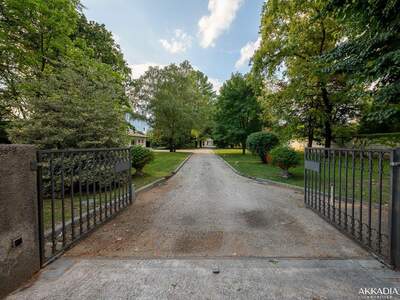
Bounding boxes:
[66,149,367,258]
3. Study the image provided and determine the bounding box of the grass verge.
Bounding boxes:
[214,148,304,187]
[132,151,191,188]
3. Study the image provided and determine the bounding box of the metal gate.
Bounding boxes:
[37,147,133,266]
[304,147,400,267]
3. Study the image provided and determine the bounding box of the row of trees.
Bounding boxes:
[250,0,399,148]
[0,0,131,148]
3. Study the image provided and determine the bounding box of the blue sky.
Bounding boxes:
[81,0,264,92]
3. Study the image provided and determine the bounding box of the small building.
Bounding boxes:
[128,129,147,147]
[125,113,151,147]
[204,138,214,147]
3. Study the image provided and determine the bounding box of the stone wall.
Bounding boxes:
[0,145,40,298]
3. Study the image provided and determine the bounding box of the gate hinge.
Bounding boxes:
[391,162,400,167]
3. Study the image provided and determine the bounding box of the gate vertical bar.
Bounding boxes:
[389,148,400,268]
[36,151,45,266]
[304,149,307,205]
[128,147,133,203]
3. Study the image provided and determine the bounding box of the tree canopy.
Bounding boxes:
[213,73,262,153]
[130,61,215,151]
[251,0,399,147]
[0,0,131,148]
[324,0,400,134]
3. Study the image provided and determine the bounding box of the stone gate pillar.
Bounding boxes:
[0,145,40,298]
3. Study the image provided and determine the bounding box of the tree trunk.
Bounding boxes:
[307,120,314,148]
[307,137,313,148]
[324,119,332,148]
[242,141,246,154]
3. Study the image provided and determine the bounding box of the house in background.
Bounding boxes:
[128,128,148,147]
[125,113,151,147]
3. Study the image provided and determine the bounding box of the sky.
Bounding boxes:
[81,0,264,93]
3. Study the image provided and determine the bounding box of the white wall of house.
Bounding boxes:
[132,136,147,146]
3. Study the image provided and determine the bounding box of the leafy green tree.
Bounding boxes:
[252,0,360,148]
[130,61,215,151]
[1,0,132,148]
[214,73,262,154]
[325,0,400,133]
[8,56,129,149]
[0,0,80,117]
[74,14,131,84]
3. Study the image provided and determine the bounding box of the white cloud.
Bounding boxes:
[209,78,223,94]
[159,29,192,54]
[130,62,165,79]
[198,0,243,48]
[235,37,261,69]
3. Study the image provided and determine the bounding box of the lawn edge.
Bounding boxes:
[215,153,304,192]
[135,152,193,195]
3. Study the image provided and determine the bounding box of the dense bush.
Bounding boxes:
[246,131,279,163]
[131,146,154,176]
[270,146,300,178]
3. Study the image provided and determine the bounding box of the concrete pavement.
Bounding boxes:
[8,257,400,300]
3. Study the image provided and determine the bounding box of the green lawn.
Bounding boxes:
[214,148,391,204]
[132,151,191,188]
[214,148,304,187]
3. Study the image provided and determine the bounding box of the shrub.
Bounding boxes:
[270,146,300,178]
[246,131,279,163]
[130,146,154,176]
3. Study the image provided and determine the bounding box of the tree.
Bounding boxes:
[74,14,131,84]
[252,0,360,148]
[0,0,132,148]
[214,73,262,154]
[324,0,400,133]
[130,61,215,151]
[8,56,129,149]
[191,70,216,147]
[0,0,80,118]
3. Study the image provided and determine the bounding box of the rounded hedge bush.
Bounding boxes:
[270,146,300,178]
[130,146,154,176]
[246,131,279,163]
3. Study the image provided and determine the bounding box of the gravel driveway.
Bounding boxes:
[66,149,367,258]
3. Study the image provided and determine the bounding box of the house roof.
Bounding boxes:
[128,129,147,138]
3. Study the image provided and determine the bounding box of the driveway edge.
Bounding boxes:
[135,152,193,195]
[215,154,304,192]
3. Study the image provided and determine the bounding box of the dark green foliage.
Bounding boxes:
[131,146,154,175]
[214,73,262,153]
[131,61,215,152]
[270,146,300,177]
[7,58,128,149]
[325,0,400,133]
[246,131,279,163]
[0,0,131,148]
